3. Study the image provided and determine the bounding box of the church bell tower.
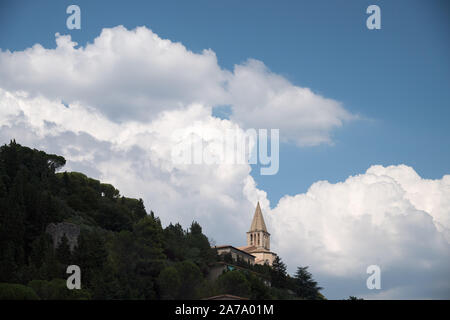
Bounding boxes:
[247,202,270,250]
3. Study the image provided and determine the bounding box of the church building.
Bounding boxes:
[214,202,277,266]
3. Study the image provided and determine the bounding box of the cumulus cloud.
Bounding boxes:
[0,26,448,299]
[1,88,449,299]
[0,26,228,122]
[0,26,353,145]
[0,88,258,242]
[268,165,450,299]
[228,59,355,145]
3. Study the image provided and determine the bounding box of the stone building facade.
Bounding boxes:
[214,245,256,265]
[215,202,277,266]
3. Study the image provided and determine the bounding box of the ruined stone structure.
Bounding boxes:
[45,222,80,251]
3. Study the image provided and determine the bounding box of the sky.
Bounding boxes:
[0,0,449,299]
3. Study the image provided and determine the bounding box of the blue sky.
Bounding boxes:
[1,0,449,205]
[1,1,449,299]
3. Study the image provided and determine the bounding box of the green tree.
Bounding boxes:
[184,221,216,274]
[56,235,72,265]
[0,283,39,300]
[216,270,251,298]
[293,266,323,300]
[270,255,288,288]
[72,231,108,289]
[163,223,187,261]
[174,260,203,299]
[28,279,90,300]
[39,248,60,280]
[246,272,272,299]
[157,266,181,299]
[0,142,327,300]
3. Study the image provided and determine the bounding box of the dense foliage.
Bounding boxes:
[0,141,323,300]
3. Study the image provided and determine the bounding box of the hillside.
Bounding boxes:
[0,141,323,299]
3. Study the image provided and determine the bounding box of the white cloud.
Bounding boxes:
[268,165,450,299]
[0,26,353,145]
[0,26,448,299]
[228,59,355,145]
[1,88,449,299]
[0,88,258,243]
[0,26,228,122]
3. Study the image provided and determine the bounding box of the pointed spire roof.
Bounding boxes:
[249,202,267,232]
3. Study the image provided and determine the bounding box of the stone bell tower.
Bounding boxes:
[247,202,270,251]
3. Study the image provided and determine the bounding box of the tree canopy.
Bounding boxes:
[0,141,325,300]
